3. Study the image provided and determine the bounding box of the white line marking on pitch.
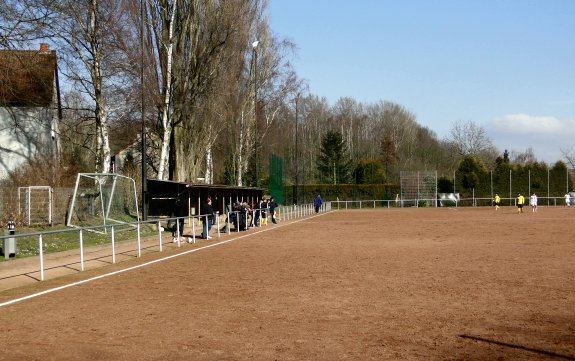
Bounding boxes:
[0,211,331,308]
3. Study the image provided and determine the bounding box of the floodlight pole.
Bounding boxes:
[294,93,300,205]
[140,0,148,220]
[252,40,259,188]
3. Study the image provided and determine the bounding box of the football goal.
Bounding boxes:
[400,171,438,207]
[66,173,139,233]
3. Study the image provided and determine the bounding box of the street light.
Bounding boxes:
[252,40,259,188]
[294,93,300,205]
[140,0,148,220]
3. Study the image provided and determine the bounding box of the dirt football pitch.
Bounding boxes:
[0,206,574,360]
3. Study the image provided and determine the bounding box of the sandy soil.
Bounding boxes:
[0,206,574,360]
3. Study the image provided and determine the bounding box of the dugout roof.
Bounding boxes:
[147,179,263,218]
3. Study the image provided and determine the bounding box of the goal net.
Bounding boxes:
[66,173,139,233]
[400,171,437,207]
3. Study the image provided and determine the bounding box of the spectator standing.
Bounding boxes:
[259,198,268,226]
[269,197,278,224]
[201,196,215,239]
[172,198,186,242]
[530,193,538,212]
[252,200,259,227]
[314,194,323,213]
[242,202,253,228]
[231,201,247,231]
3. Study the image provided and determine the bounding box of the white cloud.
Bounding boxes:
[490,113,575,135]
[486,114,575,164]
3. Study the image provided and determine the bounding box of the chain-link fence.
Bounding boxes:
[0,187,74,227]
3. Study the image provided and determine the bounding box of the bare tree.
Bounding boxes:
[211,3,300,186]
[332,97,365,163]
[447,120,494,156]
[147,0,177,180]
[511,147,537,166]
[293,95,331,184]
[446,120,499,168]
[163,0,261,183]
[0,0,51,48]
[380,102,418,180]
[560,148,575,169]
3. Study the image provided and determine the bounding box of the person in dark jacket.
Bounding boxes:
[268,197,278,224]
[259,198,268,226]
[201,196,215,239]
[314,194,323,213]
[172,198,186,242]
[231,201,247,231]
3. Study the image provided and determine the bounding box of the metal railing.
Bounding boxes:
[331,196,569,209]
[0,202,332,282]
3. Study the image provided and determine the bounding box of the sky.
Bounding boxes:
[268,0,575,164]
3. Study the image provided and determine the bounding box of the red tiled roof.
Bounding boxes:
[0,49,57,107]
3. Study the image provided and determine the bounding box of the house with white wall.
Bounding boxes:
[0,43,61,180]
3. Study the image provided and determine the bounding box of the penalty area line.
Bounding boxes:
[0,210,333,309]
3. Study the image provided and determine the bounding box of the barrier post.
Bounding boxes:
[217,212,221,237]
[137,222,142,257]
[227,212,231,235]
[39,234,44,281]
[79,229,84,271]
[191,216,196,243]
[111,225,116,263]
[176,218,181,246]
[157,221,163,251]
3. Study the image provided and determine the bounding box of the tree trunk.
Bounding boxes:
[89,0,111,174]
[156,0,177,180]
[205,145,213,184]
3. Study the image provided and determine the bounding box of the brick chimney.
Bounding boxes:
[39,43,50,52]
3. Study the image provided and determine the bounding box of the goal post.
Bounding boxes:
[400,171,438,207]
[66,173,139,233]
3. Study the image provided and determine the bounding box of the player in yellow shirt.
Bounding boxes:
[517,193,525,213]
[494,193,501,211]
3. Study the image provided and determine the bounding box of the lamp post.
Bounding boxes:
[294,93,300,205]
[140,0,148,220]
[252,40,259,188]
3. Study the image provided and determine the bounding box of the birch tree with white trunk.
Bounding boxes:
[147,0,177,180]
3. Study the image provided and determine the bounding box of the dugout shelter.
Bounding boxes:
[147,179,263,219]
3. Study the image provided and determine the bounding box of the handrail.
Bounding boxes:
[0,202,331,282]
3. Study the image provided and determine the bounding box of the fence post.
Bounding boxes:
[158,221,163,252]
[192,216,196,243]
[137,222,142,257]
[39,234,44,281]
[111,225,116,263]
[79,229,84,271]
[227,212,230,235]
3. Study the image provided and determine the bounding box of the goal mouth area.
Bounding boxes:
[66,173,140,235]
